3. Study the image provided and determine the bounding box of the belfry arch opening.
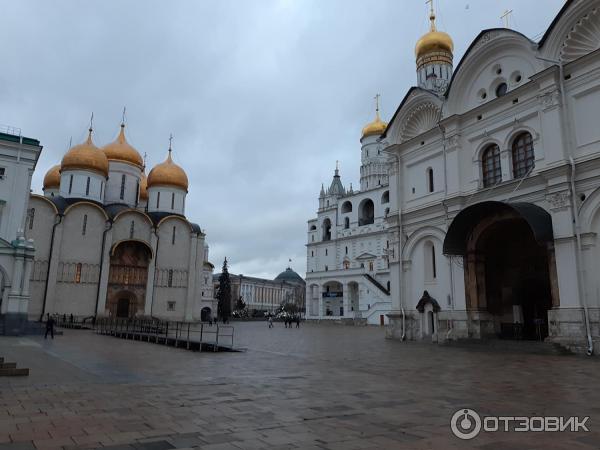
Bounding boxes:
[359,199,374,226]
[444,201,558,340]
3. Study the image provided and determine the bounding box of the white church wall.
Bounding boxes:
[59,169,105,202]
[104,161,142,206]
[147,187,187,215]
[111,210,153,245]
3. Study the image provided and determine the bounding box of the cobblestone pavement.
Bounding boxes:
[1,322,599,449]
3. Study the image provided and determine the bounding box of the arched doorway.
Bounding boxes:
[106,240,152,318]
[444,201,557,340]
[322,281,343,316]
[201,307,212,322]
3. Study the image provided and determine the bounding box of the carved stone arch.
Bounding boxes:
[400,103,440,142]
[473,138,503,164]
[579,185,600,231]
[560,6,600,63]
[503,126,540,151]
[402,226,446,261]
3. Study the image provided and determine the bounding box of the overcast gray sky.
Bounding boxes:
[0,0,564,279]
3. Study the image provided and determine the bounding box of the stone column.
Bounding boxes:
[342,283,350,317]
[144,231,159,316]
[21,253,34,298]
[10,254,24,297]
[95,227,113,316]
[183,234,198,322]
[318,284,323,319]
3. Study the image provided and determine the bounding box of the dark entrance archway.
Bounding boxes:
[201,307,212,322]
[444,201,558,340]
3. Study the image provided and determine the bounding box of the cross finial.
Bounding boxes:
[501,9,513,28]
[426,0,436,30]
[336,160,339,171]
[121,106,127,126]
[89,112,94,132]
[143,152,147,169]
[168,133,173,152]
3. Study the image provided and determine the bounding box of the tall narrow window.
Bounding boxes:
[120,174,126,200]
[482,144,502,187]
[82,214,88,236]
[325,249,328,256]
[344,217,350,229]
[156,192,161,208]
[427,168,434,193]
[512,132,535,178]
[136,180,140,204]
[129,220,135,239]
[68,175,73,194]
[431,244,437,279]
[172,226,176,245]
[75,263,82,284]
[345,246,348,255]
[85,177,90,196]
[100,182,103,199]
[28,208,35,230]
[168,269,173,287]
[171,192,175,210]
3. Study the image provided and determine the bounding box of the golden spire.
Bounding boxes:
[427,0,436,31]
[415,0,454,62]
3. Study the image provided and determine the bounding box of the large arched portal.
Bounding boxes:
[106,240,152,318]
[444,201,558,340]
[322,281,343,317]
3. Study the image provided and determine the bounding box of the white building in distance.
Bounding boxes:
[305,104,392,326]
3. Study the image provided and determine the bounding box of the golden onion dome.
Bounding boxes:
[147,149,189,192]
[415,10,453,60]
[102,123,144,168]
[61,129,109,177]
[362,108,388,139]
[139,172,148,201]
[43,164,61,190]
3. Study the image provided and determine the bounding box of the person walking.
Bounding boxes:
[268,316,273,328]
[45,314,55,340]
[296,316,300,328]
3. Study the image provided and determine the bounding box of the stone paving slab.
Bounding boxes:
[1,323,600,449]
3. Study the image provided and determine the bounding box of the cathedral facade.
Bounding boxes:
[25,122,215,323]
[379,0,600,354]
[305,111,392,326]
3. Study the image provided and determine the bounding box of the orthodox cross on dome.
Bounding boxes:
[168,133,174,152]
[121,106,127,126]
[426,0,436,30]
[501,9,513,28]
[143,152,148,170]
[89,112,94,132]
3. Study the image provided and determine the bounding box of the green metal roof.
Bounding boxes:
[0,132,40,146]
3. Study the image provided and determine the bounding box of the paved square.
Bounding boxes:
[1,322,599,449]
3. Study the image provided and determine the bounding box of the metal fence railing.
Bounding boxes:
[93,318,235,351]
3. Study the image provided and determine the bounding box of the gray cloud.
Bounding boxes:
[0,0,564,278]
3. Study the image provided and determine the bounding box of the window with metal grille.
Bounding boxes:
[512,132,535,178]
[482,144,502,187]
[120,174,126,200]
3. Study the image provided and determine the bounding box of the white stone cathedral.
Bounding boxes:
[308,0,600,354]
[22,122,216,326]
[305,103,392,326]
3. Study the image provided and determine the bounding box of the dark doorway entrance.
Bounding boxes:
[117,298,130,318]
[201,307,212,322]
[479,218,552,339]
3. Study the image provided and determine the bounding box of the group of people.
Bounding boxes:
[267,315,301,328]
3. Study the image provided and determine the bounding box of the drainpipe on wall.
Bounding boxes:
[538,56,593,355]
[40,214,62,321]
[150,229,160,318]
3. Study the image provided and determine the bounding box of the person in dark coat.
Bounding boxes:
[45,314,55,340]
[296,316,300,328]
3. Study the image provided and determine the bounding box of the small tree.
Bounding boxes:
[235,296,246,312]
[217,257,232,321]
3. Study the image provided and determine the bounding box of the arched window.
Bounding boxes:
[322,218,332,241]
[381,191,389,204]
[120,174,126,200]
[310,225,317,231]
[343,260,350,270]
[344,217,350,229]
[424,240,437,281]
[512,132,535,178]
[341,201,352,213]
[482,144,502,187]
[359,199,374,226]
[426,168,434,193]
[28,208,35,230]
